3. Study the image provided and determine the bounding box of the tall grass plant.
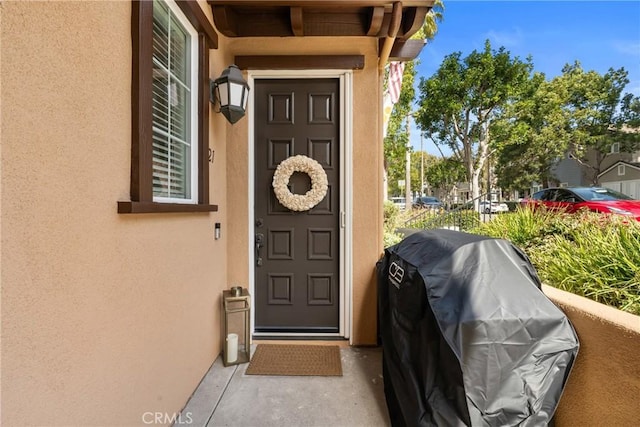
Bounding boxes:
[472,208,640,315]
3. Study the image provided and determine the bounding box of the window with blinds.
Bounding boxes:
[152,0,198,203]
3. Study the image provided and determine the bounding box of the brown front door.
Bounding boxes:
[254,78,340,334]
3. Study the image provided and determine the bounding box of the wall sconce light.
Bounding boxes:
[210,65,250,124]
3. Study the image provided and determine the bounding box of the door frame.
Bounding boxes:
[247,69,353,341]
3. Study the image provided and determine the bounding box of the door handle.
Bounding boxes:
[255,233,264,267]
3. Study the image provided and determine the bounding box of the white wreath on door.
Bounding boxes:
[272,155,328,212]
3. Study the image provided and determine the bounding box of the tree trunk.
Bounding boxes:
[471,123,490,208]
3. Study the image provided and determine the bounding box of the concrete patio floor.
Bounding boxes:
[175,343,390,427]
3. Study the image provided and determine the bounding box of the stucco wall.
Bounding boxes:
[1,1,228,425]
[1,1,385,424]
[543,285,640,425]
[224,37,383,345]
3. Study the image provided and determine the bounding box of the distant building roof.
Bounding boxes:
[598,160,640,177]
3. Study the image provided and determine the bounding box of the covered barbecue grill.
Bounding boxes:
[377,229,579,426]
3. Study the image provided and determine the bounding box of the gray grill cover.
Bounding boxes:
[377,229,579,426]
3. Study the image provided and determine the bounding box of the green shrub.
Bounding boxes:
[528,213,640,315]
[383,201,403,247]
[473,208,640,315]
[470,205,567,249]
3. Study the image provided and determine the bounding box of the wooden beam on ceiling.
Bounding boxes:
[367,6,385,36]
[302,10,370,36]
[290,7,304,36]
[399,6,429,39]
[378,1,402,69]
[211,6,238,37]
[387,38,426,61]
[210,1,432,6]
[387,1,402,37]
[235,55,365,70]
[209,1,434,40]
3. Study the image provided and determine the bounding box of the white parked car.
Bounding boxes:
[389,197,407,210]
[479,200,509,214]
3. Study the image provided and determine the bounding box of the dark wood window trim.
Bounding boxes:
[118,201,218,214]
[178,1,218,48]
[119,0,218,214]
[235,55,365,70]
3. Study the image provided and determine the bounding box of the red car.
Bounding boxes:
[523,187,640,221]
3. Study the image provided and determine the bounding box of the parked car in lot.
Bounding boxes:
[478,200,509,214]
[389,197,406,210]
[522,187,640,221]
[413,196,443,210]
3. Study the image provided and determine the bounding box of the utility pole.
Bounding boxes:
[487,155,491,202]
[420,132,424,196]
[405,114,412,209]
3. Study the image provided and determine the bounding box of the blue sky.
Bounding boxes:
[410,0,640,155]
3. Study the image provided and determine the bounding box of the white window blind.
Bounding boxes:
[152,0,197,202]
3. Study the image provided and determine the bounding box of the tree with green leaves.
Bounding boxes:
[494,62,640,190]
[619,92,640,129]
[415,0,444,40]
[415,40,534,203]
[424,156,466,202]
[383,0,444,199]
[559,62,640,184]
[492,72,572,191]
[384,61,415,197]
[409,150,439,195]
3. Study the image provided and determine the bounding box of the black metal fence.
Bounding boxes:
[403,193,496,231]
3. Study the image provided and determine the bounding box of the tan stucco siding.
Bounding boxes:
[1,1,385,423]
[2,2,226,425]
[225,123,250,291]
[224,37,383,345]
[543,286,640,425]
[351,54,384,345]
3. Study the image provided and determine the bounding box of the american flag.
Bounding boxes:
[387,61,405,104]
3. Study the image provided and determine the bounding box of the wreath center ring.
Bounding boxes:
[272,155,328,212]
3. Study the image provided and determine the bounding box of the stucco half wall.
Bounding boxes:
[543,285,640,425]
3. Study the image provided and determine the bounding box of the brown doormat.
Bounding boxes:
[245,344,343,376]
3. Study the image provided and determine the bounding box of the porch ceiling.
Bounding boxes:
[208,0,435,61]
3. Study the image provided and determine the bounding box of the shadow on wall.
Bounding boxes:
[352,268,381,346]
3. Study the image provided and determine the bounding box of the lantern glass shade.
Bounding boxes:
[222,288,251,367]
[242,87,249,109]
[216,83,229,107]
[210,65,250,124]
